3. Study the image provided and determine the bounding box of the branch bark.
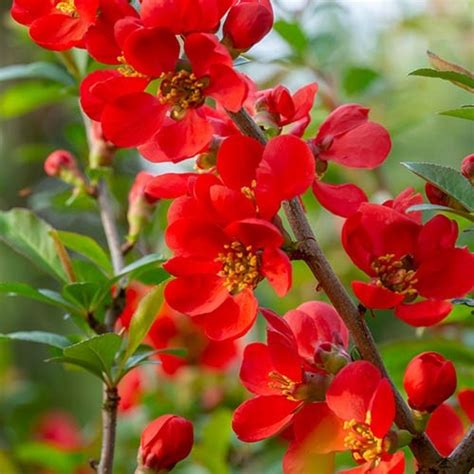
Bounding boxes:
[447,426,474,473]
[228,108,447,471]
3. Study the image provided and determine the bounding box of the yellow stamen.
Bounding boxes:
[56,0,77,16]
[268,371,298,401]
[344,419,388,466]
[117,55,146,78]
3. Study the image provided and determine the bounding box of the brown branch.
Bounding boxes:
[447,426,474,473]
[228,108,445,471]
[97,386,120,474]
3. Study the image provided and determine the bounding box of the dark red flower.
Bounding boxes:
[403,352,457,412]
[138,415,193,472]
[232,303,348,443]
[309,104,391,217]
[140,0,234,35]
[342,203,474,326]
[223,0,274,51]
[164,218,290,340]
[256,83,318,136]
[461,153,474,183]
[11,0,99,51]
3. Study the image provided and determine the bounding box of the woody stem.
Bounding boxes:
[228,108,446,471]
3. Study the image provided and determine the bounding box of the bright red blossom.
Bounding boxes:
[342,202,474,326]
[403,352,457,412]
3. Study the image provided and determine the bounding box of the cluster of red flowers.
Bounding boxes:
[16,1,474,473]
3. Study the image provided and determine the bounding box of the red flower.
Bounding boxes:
[286,361,399,474]
[458,388,474,422]
[92,33,247,161]
[382,188,423,223]
[11,0,99,51]
[425,403,464,456]
[309,104,391,217]
[164,218,290,340]
[342,203,474,326]
[232,303,348,443]
[118,368,143,413]
[403,352,457,412]
[35,410,83,451]
[138,415,193,472]
[461,153,474,183]
[256,83,318,136]
[223,0,274,51]
[140,0,234,35]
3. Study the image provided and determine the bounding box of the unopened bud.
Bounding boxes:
[89,121,116,169]
[44,150,86,191]
[461,154,474,184]
[136,415,193,473]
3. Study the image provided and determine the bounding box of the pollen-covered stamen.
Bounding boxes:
[344,419,387,465]
[159,70,209,120]
[117,55,146,78]
[56,0,78,16]
[372,253,418,301]
[268,371,298,401]
[216,241,261,294]
[241,179,257,201]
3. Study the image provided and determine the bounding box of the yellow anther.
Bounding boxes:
[116,55,146,78]
[56,0,77,16]
[267,371,298,401]
[216,241,261,294]
[344,419,386,466]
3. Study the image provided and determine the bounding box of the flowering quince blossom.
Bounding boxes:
[284,361,401,474]
[11,0,99,50]
[232,303,349,467]
[342,202,474,326]
[308,104,391,217]
[403,352,457,413]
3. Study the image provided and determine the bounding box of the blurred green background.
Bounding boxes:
[0,0,473,473]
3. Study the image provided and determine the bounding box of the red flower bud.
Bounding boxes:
[461,153,474,184]
[425,182,449,206]
[137,415,193,473]
[403,352,457,412]
[44,150,77,177]
[223,0,273,51]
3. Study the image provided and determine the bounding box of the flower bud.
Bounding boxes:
[44,150,86,191]
[136,415,193,473]
[461,154,474,184]
[403,352,457,413]
[223,0,273,52]
[127,172,159,245]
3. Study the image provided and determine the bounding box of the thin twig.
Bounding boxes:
[97,386,120,474]
[228,108,445,471]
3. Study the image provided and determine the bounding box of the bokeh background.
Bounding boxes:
[0,0,473,472]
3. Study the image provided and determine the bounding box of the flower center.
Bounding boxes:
[268,371,298,401]
[159,70,209,120]
[117,55,146,78]
[56,0,77,16]
[372,254,418,301]
[241,180,257,201]
[216,241,261,294]
[344,419,386,465]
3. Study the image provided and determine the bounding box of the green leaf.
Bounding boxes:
[381,338,474,389]
[0,282,76,311]
[409,68,474,91]
[0,62,75,85]
[406,203,474,222]
[124,285,164,362]
[47,355,105,379]
[0,331,71,349]
[426,50,474,92]
[56,231,113,274]
[342,67,380,96]
[193,410,233,474]
[439,107,474,121]
[0,208,68,281]
[62,333,122,381]
[114,253,165,280]
[274,20,308,54]
[0,82,67,118]
[62,282,104,312]
[401,162,474,211]
[15,442,82,472]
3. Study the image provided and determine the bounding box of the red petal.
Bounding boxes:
[101,92,165,147]
[157,110,214,161]
[352,281,405,309]
[194,289,258,340]
[315,104,369,140]
[258,135,315,201]
[266,329,302,384]
[224,218,283,248]
[312,180,367,217]
[458,389,474,422]
[123,27,179,77]
[232,395,299,442]
[290,83,318,122]
[261,248,292,297]
[165,218,227,258]
[395,300,452,327]
[326,361,382,423]
[283,442,335,474]
[164,275,228,316]
[260,307,296,342]
[340,451,405,474]
[416,248,474,299]
[217,135,263,190]
[11,0,55,26]
[426,403,464,456]
[416,215,458,262]
[199,339,237,371]
[185,33,232,77]
[368,378,395,438]
[163,256,220,277]
[240,342,279,396]
[207,63,248,112]
[145,173,195,200]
